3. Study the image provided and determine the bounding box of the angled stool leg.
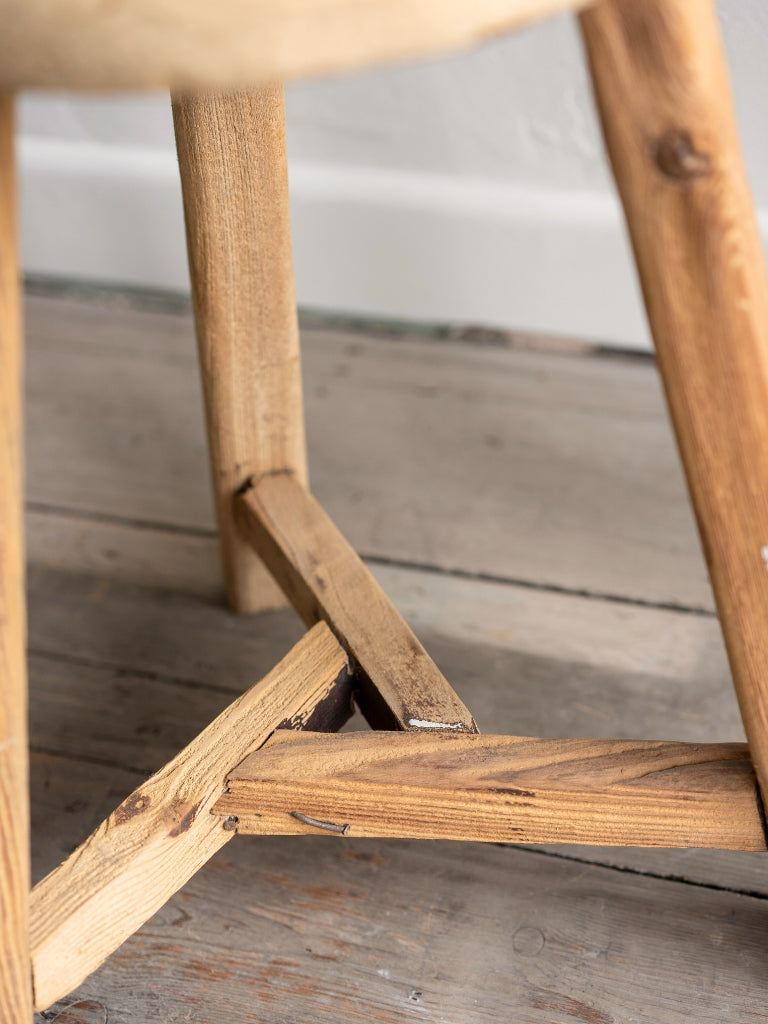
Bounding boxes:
[173,87,307,613]
[0,93,32,1020]
[581,0,768,806]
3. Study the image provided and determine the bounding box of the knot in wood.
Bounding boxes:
[114,791,150,825]
[654,130,711,181]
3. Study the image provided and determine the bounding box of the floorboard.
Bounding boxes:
[33,774,768,1024]
[25,291,713,610]
[25,289,767,1023]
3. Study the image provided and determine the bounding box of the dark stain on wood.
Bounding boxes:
[532,989,614,1024]
[259,871,362,912]
[47,999,108,1024]
[113,791,150,825]
[168,801,200,837]
[234,473,256,497]
[352,673,403,732]
[485,787,536,799]
[170,907,192,928]
[277,663,355,734]
[654,131,711,181]
[306,551,327,593]
[340,849,388,866]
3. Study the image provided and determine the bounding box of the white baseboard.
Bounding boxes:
[20,137,768,351]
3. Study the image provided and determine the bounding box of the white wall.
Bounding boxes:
[17,3,768,350]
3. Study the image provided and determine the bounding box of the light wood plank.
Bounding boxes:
[2,0,591,90]
[30,623,350,1012]
[173,87,306,613]
[237,473,476,731]
[581,0,768,801]
[0,93,32,1022]
[24,292,710,612]
[215,730,766,850]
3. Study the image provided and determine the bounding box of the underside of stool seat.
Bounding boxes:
[0,0,590,90]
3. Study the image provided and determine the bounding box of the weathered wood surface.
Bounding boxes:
[30,624,350,1011]
[34,826,768,1024]
[23,289,768,1021]
[581,0,768,811]
[24,562,768,897]
[174,87,306,613]
[0,93,32,1022]
[238,473,476,731]
[24,582,768,1020]
[217,730,766,850]
[24,291,711,611]
[1,0,592,90]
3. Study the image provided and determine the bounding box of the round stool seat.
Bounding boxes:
[0,0,587,90]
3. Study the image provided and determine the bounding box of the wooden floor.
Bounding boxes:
[27,287,767,1024]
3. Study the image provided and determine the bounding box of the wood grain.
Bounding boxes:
[25,292,710,612]
[30,623,350,1012]
[2,0,591,90]
[18,285,768,1022]
[580,0,768,803]
[0,93,32,1022]
[173,87,306,613]
[34,826,768,1024]
[215,730,767,850]
[27,559,768,896]
[237,472,476,731]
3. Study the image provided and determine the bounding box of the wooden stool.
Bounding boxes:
[2,0,768,1017]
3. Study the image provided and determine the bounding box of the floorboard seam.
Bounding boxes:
[26,500,717,618]
[26,500,217,539]
[28,646,247,697]
[511,844,768,901]
[30,744,149,778]
[363,553,717,618]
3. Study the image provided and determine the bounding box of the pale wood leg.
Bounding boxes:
[0,93,32,1020]
[31,623,350,1011]
[172,87,307,613]
[580,0,768,807]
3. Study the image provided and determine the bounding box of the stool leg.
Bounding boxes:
[580,0,768,806]
[173,87,307,613]
[0,93,32,1019]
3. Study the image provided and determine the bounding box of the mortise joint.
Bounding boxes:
[235,475,256,496]
[291,811,350,835]
[236,467,297,498]
[654,130,711,182]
